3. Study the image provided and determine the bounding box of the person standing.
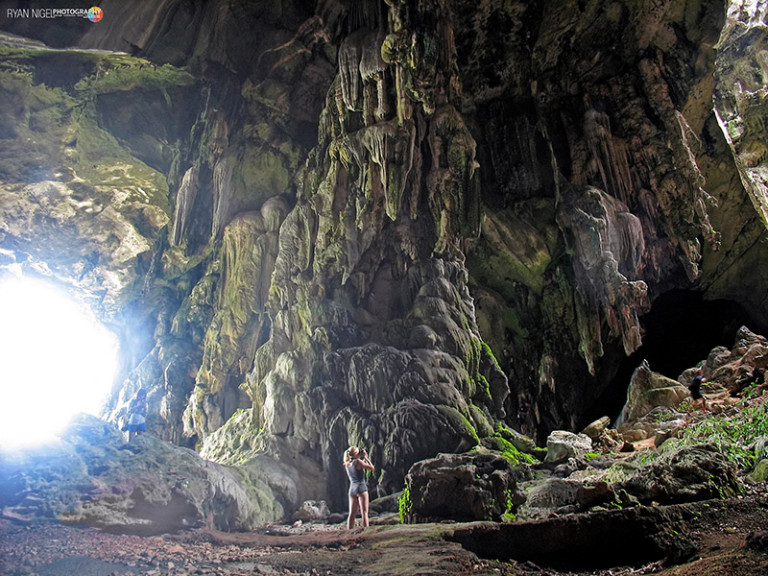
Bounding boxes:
[344,446,375,529]
[123,388,148,441]
[688,370,708,413]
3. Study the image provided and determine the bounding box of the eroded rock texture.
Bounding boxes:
[2,0,768,519]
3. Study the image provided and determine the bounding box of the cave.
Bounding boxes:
[632,290,759,379]
[591,290,762,424]
[2,1,768,574]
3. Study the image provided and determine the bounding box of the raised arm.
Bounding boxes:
[356,449,375,470]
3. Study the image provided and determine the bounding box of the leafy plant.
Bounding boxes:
[585,452,601,462]
[398,484,413,524]
[742,382,765,401]
[678,398,694,413]
[502,489,516,522]
[652,409,679,423]
[677,398,768,470]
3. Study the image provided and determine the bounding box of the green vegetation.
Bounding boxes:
[491,424,536,465]
[464,338,502,404]
[75,61,193,97]
[398,484,412,523]
[677,396,768,470]
[585,451,601,462]
[0,69,72,181]
[613,392,768,476]
[437,404,481,446]
[0,44,182,215]
[502,489,517,522]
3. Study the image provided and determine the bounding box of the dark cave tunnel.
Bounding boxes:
[589,290,761,424]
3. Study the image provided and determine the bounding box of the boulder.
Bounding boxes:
[544,431,593,464]
[521,478,581,517]
[291,500,331,523]
[552,458,586,478]
[746,531,768,554]
[619,444,741,505]
[494,424,537,454]
[519,477,616,519]
[404,449,527,522]
[0,415,285,534]
[747,459,768,484]
[684,328,768,395]
[370,491,401,514]
[618,406,687,448]
[581,416,611,440]
[582,417,624,453]
[617,360,689,425]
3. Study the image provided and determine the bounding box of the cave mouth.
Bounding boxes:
[0,274,119,448]
[594,290,759,423]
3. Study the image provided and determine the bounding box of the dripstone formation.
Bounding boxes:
[2,0,768,521]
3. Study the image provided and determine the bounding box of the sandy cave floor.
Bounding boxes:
[3,490,768,576]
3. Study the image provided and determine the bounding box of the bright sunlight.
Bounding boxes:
[0,275,119,447]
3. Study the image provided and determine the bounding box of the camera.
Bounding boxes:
[360,449,367,458]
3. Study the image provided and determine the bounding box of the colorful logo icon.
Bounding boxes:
[87,6,103,22]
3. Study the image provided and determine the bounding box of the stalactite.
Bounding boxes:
[425,106,481,253]
[374,73,387,120]
[348,0,384,34]
[338,31,363,111]
[361,28,389,123]
[538,354,556,394]
[582,102,634,205]
[212,156,234,240]
[637,57,719,280]
[172,164,199,247]
[332,77,347,133]
[359,28,387,82]
[340,27,390,122]
[557,186,649,373]
[363,81,377,125]
[674,111,717,243]
[637,188,658,221]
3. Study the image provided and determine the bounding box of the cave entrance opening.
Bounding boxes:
[594,290,759,423]
[0,274,119,447]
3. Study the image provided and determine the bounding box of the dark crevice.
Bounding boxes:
[588,290,759,423]
[447,503,702,571]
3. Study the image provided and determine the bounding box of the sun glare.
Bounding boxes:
[0,276,119,448]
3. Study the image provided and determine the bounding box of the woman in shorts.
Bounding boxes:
[343,445,375,529]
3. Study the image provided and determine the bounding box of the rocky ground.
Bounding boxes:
[2,487,768,576]
[4,331,768,575]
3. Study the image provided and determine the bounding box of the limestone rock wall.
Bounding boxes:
[3,0,768,518]
[705,0,768,320]
[460,0,768,434]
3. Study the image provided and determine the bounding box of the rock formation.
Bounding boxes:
[2,0,768,521]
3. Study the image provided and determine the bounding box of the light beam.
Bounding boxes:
[0,275,119,447]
